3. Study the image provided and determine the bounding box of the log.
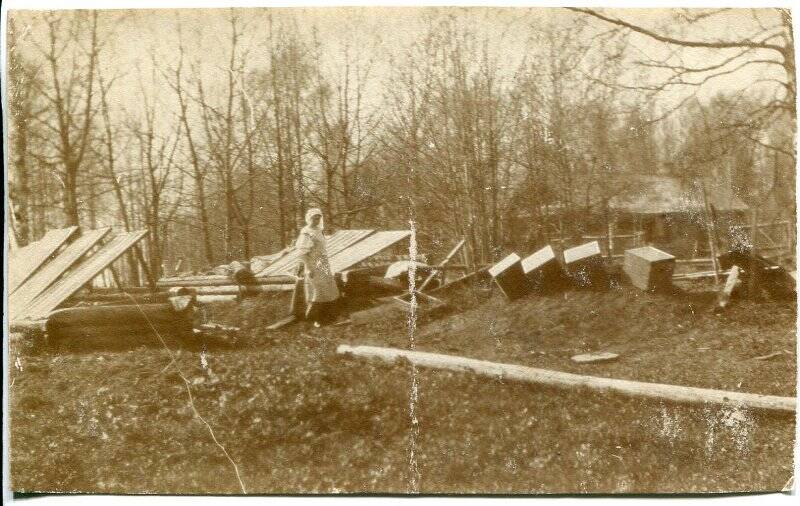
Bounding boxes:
[67,291,172,305]
[48,323,193,349]
[87,286,157,295]
[156,275,295,288]
[196,295,238,303]
[190,284,293,295]
[47,303,194,329]
[715,265,740,311]
[46,303,195,345]
[337,345,796,413]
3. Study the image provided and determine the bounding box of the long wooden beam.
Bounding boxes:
[337,345,795,413]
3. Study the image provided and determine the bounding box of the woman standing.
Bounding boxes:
[295,208,340,327]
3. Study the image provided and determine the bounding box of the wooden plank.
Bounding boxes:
[337,345,796,413]
[9,228,111,320]
[324,229,376,258]
[571,352,619,363]
[260,229,374,277]
[22,230,147,321]
[521,245,567,292]
[715,265,741,311]
[564,241,607,289]
[521,245,557,274]
[673,269,732,281]
[328,230,411,274]
[8,226,78,294]
[563,241,601,265]
[418,238,466,292]
[267,314,298,330]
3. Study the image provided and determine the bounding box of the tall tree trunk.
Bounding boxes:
[63,165,80,227]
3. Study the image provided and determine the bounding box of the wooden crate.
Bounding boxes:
[563,241,608,289]
[624,246,675,291]
[521,245,566,292]
[488,253,530,300]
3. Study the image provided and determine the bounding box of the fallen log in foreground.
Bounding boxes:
[337,345,795,413]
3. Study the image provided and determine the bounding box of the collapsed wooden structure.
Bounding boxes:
[157,229,413,297]
[9,227,147,323]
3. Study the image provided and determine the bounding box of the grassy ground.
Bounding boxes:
[9,280,797,494]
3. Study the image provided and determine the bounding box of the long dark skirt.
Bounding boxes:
[305,299,339,325]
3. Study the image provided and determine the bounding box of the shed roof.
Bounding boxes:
[609,175,749,215]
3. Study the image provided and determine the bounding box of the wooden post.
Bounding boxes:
[748,208,759,297]
[109,265,123,289]
[418,238,466,293]
[698,180,720,284]
[606,209,616,259]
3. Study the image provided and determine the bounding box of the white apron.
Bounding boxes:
[295,225,340,304]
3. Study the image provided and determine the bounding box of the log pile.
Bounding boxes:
[45,299,198,349]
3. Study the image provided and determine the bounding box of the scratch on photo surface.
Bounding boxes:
[123,291,248,494]
[407,218,420,492]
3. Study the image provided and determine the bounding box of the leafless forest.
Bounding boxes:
[7,7,795,283]
[6,7,798,495]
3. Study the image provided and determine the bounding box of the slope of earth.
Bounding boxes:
[347,282,797,397]
[8,282,796,494]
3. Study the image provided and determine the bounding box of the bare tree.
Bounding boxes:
[165,32,216,267]
[7,18,45,245]
[127,67,185,286]
[567,8,795,161]
[31,11,102,227]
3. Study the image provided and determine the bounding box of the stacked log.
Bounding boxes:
[156,274,295,288]
[67,291,172,306]
[45,302,196,349]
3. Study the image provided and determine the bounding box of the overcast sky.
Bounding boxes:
[8,7,787,127]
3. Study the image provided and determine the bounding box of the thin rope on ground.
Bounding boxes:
[123,291,248,494]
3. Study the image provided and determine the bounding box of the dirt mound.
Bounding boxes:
[347,282,797,397]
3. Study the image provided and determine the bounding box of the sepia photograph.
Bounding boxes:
[3,0,797,498]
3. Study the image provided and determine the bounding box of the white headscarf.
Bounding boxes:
[305,208,324,230]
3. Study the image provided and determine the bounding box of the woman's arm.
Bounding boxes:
[294,230,314,275]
